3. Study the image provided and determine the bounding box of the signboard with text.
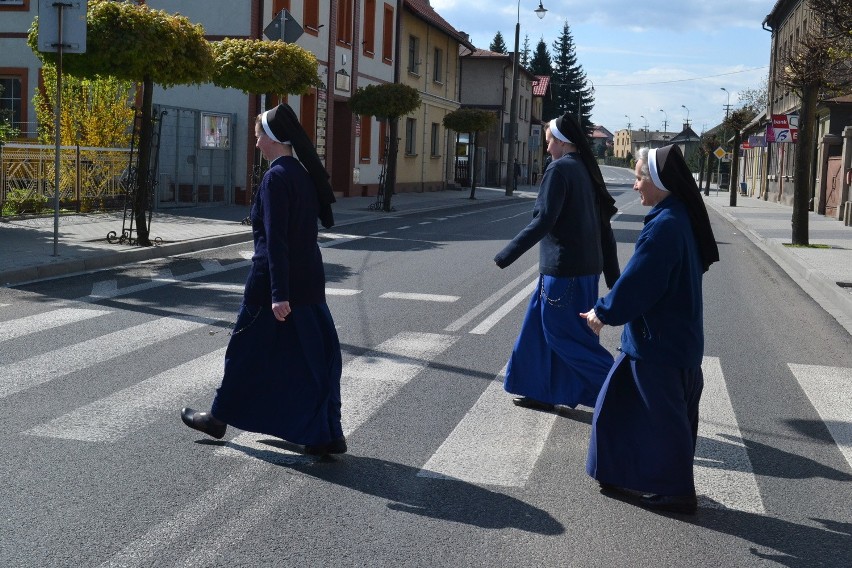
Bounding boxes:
[767,113,798,143]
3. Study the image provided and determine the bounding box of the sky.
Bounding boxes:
[430,0,773,135]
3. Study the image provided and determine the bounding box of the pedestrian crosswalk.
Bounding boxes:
[2,284,850,518]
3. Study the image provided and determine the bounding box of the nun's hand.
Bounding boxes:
[272,300,291,322]
[580,309,604,335]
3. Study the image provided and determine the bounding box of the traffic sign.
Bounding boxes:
[713,147,726,159]
[37,0,88,54]
[263,9,304,43]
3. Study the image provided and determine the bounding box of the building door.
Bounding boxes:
[330,100,353,197]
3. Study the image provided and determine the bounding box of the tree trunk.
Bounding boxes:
[729,131,741,207]
[469,131,478,199]
[791,84,818,246]
[698,152,707,194]
[134,76,154,246]
[704,155,714,196]
[383,117,399,212]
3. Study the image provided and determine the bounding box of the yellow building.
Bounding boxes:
[396,0,473,192]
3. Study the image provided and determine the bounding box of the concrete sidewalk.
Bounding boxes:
[1,184,849,333]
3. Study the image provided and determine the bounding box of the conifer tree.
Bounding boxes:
[521,34,531,70]
[529,37,555,120]
[489,31,508,54]
[551,23,594,136]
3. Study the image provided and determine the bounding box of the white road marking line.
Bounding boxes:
[0,316,206,400]
[468,278,537,335]
[200,259,222,271]
[341,332,458,435]
[217,331,458,460]
[239,250,253,260]
[320,233,365,248]
[696,356,765,513]
[396,225,411,230]
[788,363,852,470]
[90,280,118,298]
[79,261,251,301]
[180,281,244,294]
[24,348,226,442]
[380,292,459,303]
[326,288,362,296]
[370,231,388,236]
[0,307,110,343]
[419,367,557,487]
[419,221,431,225]
[444,265,539,332]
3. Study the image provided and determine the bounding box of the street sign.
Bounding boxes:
[37,0,88,54]
[263,9,304,43]
[713,147,726,159]
[767,113,798,143]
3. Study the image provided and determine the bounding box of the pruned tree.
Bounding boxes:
[521,34,531,70]
[774,0,852,244]
[700,133,720,196]
[29,0,214,246]
[724,108,757,207]
[211,38,323,95]
[350,83,421,212]
[442,108,496,199]
[489,31,508,54]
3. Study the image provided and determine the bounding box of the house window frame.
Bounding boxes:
[405,117,417,156]
[432,47,443,85]
[381,3,394,65]
[430,122,440,157]
[362,0,376,58]
[0,0,29,11]
[407,35,420,76]
[0,68,27,132]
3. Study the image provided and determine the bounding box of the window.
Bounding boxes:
[360,115,372,162]
[271,0,290,13]
[432,48,443,84]
[408,35,420,75]
[0,69,26,132]
[363,0,376,57]
[300,91,317,145]
[0,0,28,10]
[381,4,394,64]
[337,0,353,46]
[430,123,440,157]
[405,118,416,155]
[304,0,319,34]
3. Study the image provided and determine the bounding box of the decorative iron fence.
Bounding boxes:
[0,143,131,216]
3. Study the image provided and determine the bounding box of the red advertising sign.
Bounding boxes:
[768,113,798,143]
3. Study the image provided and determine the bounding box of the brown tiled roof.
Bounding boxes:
[405,0,475,49]
[532,75,550,96]
[468,48,512,59]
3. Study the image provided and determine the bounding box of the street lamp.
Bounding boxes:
[639,114,649,146]
[506,1,547,196]
[659,108,668,134]
[681,104,690,127]
[624,114,631,129]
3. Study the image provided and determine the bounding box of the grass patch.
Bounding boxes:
[783,243,832,249]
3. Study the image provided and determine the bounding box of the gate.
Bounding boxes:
[154,105,234,208]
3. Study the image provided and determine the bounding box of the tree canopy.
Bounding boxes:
[211,39,322,95]
[442,108,495,134]
[489,31,508,54]
[551,23,593,131]
[349,83,420,119]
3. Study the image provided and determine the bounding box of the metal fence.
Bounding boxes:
[0,142,131,216]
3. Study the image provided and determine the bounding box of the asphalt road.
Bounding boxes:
[1,165,850,567]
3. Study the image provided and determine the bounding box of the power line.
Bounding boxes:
[595,66,768,87]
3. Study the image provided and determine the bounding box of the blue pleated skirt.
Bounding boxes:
[211,302,343,446]
[503,274,614,408]
[586,352,704,496]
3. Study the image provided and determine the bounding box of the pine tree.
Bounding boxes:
[551,23,594,137]
[529,38,555,120]
[521,34,531,70]
[489,31,508,54]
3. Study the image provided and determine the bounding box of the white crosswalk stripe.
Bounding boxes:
[0,307,110,343]
[24,348,226,442]
[0,316,205,399]
[418,367,557,487]
[788,363,852,470]
[696,356,765,513]
[217,331,458,460]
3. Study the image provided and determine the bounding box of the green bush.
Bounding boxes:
[2,188,49,216]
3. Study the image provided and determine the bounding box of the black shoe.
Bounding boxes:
[181,407,227,439]
[640,493,698,515]
[511,397,555,411]
[598,481,621,495]
[304,436,347,456]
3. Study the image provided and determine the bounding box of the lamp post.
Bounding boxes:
[506,1,547,196]
[659,108,668,135]
[640,114,649,146]
[681,104,690,127]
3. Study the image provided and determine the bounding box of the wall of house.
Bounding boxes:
[1,2,44,138]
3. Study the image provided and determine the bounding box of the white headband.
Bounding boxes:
[260,110,290,145]
[548,118,572,144]
[647,148,670,192]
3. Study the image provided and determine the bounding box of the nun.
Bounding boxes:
[181,103,345,456]
[494,112,620,412]
[582,144,719,514]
